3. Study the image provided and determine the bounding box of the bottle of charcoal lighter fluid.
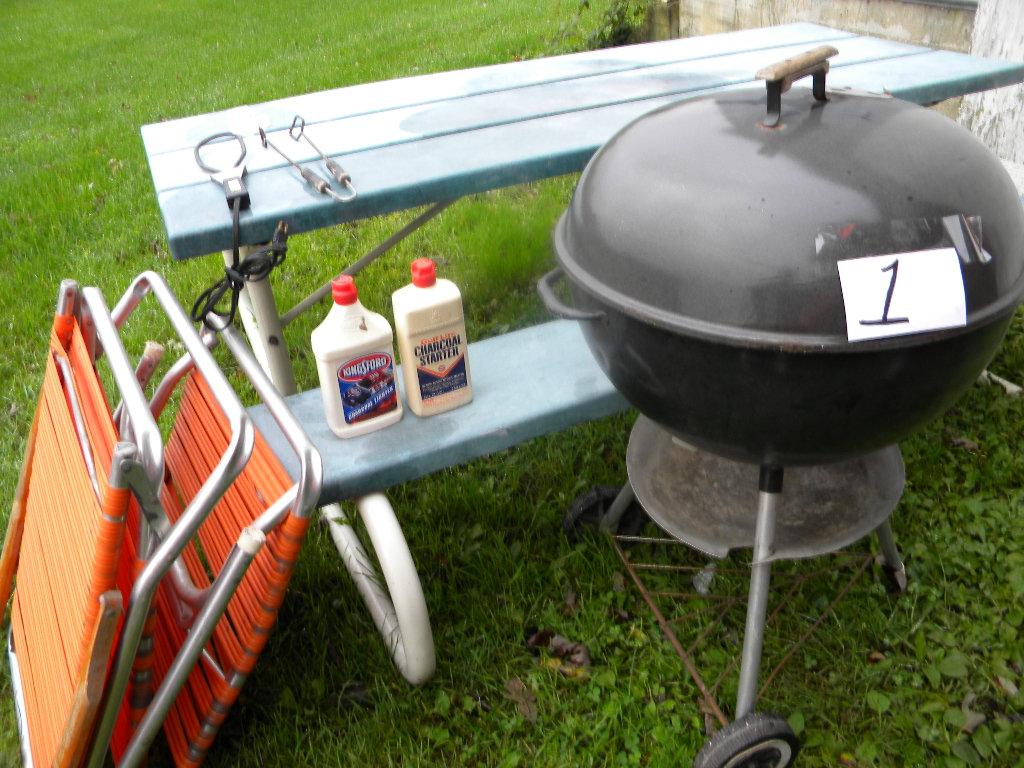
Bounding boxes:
[392,258,473,416]
[311,275,403,438]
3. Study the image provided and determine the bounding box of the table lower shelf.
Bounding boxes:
[248,319,629,504]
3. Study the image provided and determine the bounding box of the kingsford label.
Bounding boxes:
[336,352,398,424]
[414,330,468,401]
[340,353,391,380]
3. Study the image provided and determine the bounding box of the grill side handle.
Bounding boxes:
[538,267,605,322]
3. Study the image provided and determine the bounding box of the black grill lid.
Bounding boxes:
[554,85,1024,351]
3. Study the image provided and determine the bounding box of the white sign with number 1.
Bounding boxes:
[837,247,967,343]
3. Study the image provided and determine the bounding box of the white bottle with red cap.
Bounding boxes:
[392,258,473,417]
[311,275,403,438]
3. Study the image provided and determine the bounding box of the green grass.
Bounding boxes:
[2,1,1024,766]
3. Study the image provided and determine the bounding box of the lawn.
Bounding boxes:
[1,1,1023,766]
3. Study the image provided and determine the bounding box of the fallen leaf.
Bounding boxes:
[951,436,979,451]
[612,572,625,592]
[525,630,592,678]
[995,676,1019,697]
[23,92,37,102]
[548,634,591,670]
[692,563,716,595]
[504,678,537,723]
[838,753,863,767]
[540,656,588,678]
[961,692,986,734]
[945,428,979,451]
[562,587,577,615]
[867,651,886,665]
[963,710,986,734]
[339,681,372,708]
[525,628,554,651]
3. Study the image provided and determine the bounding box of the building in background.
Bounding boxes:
[651,0,1021,191]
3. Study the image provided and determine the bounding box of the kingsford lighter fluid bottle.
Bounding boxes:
[392,258,473,417]
[311,275,403,438]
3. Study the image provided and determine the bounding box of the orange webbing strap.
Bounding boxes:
[184,514,310,767]
[0,389,42,611]
[0,314,78,610]
[3,320,129,767]
[127,560,160,732]
[149,372,308,767]
[62,323,150,762]
[66,324,127,670]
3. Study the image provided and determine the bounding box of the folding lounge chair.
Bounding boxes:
[1,272,322,767]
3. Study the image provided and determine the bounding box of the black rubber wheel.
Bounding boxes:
[563,485,648,543]
[694,712,800,768]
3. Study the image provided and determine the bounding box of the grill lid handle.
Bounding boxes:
[755,45,839,128]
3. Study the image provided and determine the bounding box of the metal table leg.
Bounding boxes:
[229,200,456,396]
[224,206,455,685]
[222,245,297,396]
[735,466,783,719]
[323,497,435,685]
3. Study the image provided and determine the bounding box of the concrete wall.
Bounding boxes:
[959,0,1024,175]
[662,0,1022,180]
[671,0,977,116]
[675,0,975,51]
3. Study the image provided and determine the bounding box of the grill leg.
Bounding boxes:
[875,519,907,593]
[598,483,636,533]
[735,466,783,719]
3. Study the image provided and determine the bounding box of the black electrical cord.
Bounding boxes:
[194,131,246,174]
[190,200,289,328]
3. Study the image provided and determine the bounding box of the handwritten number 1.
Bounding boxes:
[860,259,909,326]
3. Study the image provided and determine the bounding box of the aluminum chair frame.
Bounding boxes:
[5,271,322,767]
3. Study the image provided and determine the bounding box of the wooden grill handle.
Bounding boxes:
[755,45,839,127]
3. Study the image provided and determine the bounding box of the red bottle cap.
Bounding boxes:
[411,257,436,288]
[332,275,358,305]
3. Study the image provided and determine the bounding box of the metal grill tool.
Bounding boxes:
[259,127,350,203]
[194,131,250,210]
[290,115,357,201]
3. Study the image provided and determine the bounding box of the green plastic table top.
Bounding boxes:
[247,319,629,503]
[142,22,1024,261]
